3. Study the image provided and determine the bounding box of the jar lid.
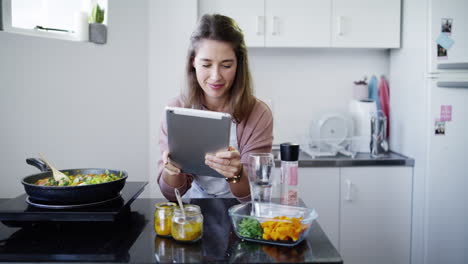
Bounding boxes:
[280,143,300,161]
[155,202,177,209]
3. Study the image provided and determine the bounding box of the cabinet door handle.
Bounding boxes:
[337,16,344,36]
[345,179,352,201]
[272,16,279,35]
[256,16,265,35]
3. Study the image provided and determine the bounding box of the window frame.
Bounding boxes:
[1,0,86,41]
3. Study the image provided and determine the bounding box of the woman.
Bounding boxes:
[157,14,273,202]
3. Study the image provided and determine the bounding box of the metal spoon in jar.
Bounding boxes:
[174,189,186,219]
[38,152,70,183]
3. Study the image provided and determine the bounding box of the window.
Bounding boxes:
[1,0,107,41]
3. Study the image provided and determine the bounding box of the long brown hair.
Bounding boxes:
[183,14,255,123]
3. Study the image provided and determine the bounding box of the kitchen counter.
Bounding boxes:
[0,198,342,263]
[273,149,414,167]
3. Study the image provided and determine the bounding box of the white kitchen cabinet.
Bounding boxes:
[198,0,331,47]
[339,167,412,264]
[265,0,331,47]
[331,0,401,48]
[271,167,339,248]
[298,168,340,249]
[273,164,412,258]
[198,0,400,48]
[198,0,265,47]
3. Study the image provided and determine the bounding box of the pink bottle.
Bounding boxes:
[280,143,300,206]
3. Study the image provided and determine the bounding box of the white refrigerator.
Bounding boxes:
[425,0,468,262]
[390,0,468,264]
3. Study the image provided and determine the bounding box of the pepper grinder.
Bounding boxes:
[280,143,300,205]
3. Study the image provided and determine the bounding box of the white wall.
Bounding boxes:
[1,1,390,199]
[148,0,198,198]
[250,48,389,144]
[0,0,150,198]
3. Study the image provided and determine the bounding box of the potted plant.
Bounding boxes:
[88,3,106,44]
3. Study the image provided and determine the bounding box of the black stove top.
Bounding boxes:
[0,182,147,225]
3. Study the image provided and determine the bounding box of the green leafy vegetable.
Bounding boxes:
[238,218,263,239]
[34,173,123,186]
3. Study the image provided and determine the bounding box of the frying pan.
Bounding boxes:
[22,158,128,204]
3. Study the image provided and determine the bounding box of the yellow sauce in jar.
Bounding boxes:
[172,220,203,241]
[171,205,203,242]
[154,202,177,237]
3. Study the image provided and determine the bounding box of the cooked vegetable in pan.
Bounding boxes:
[34,170,123,186]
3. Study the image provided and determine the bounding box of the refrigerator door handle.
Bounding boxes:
[437,81,468,88]
[437,62,468,70]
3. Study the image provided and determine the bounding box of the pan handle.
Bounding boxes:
[26,158,50,172]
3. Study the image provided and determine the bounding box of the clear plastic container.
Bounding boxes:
[171,204,203,242]
[228,202,318,247]
[154,202,177,237]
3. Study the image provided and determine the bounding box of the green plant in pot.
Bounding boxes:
[88,4,107,44]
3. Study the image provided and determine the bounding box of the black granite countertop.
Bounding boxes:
[0,198,342,263]
[273,148,414,167]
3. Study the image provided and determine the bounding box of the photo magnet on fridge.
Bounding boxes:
[441,18,453,35]
[435,120,446,135]
[437,44,448,58]
[440,105,452,122]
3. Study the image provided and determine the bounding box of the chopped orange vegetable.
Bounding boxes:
[260,216,306,241]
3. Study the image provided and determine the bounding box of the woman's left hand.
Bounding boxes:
[205,146,242,179]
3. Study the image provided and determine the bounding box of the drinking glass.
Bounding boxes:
[247,153,274,216]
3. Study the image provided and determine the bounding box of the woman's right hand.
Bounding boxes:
[161,151,187,193]
[162,151,181,176]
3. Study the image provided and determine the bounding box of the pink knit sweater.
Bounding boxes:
[157,96,274,202]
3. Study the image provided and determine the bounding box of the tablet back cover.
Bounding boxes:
[166,107,231,178]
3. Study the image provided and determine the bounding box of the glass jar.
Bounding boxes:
[171,204,203,242]
[154,202,177,237]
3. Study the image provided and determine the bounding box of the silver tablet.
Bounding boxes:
[166,107,232,178]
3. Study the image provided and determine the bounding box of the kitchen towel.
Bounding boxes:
[378,75,390,137]
[368,75,380,111]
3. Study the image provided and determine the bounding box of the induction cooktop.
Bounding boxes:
[0,181,148,225]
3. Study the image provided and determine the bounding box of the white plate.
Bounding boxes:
[318,114,349,145]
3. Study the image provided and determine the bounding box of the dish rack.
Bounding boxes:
[304,112,369,158]
[301,136,369,158]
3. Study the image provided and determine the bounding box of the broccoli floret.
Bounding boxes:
[238,218,263,239]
